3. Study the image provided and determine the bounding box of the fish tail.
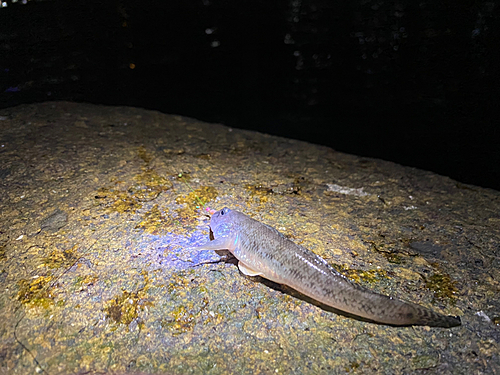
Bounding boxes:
[405,302,461,328]
[337,285,461,328]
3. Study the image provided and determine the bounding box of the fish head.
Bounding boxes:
[209,207,235,238]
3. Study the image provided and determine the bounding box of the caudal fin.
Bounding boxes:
[409,303,461,328]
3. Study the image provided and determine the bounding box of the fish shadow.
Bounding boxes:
[209,253,433,327]
[253,275,388,326]
[213,253,380,324]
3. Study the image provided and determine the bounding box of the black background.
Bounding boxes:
[1,0,499,189]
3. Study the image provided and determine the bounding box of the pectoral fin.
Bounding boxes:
[238,261,264,277]
[185,237,231,252]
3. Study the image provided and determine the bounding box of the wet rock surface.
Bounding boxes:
[0,102,499,374]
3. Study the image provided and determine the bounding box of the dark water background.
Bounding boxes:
[1,0,499,189]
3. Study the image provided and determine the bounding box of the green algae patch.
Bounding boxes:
[95,187,143,213]
[331,263,389,284]
[17,275,55,309]
[17,245,80,310]
[345,361,360,372]
[103,270,155,330]
[73,274,99,289]
[369,240,403,264]
[105,290,145,328]
[175,186,218,222]
[104,289,154,330]
[137,145,152,163]
[132,168,172,200]
[380,251,403,264]
[246,184,272,203]
[95,169,172,214]
[161,297,209,335]
[39,245,79,269]
[423,269,458,304]
[166,271,192,295]
[135,204,172,234]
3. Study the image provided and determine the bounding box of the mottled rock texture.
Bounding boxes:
[0,102,499,374]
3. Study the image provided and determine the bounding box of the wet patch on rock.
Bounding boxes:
[409,240,444,259]
[40,209,68,232]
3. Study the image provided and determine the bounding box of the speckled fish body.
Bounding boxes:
[190,207,461,328]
